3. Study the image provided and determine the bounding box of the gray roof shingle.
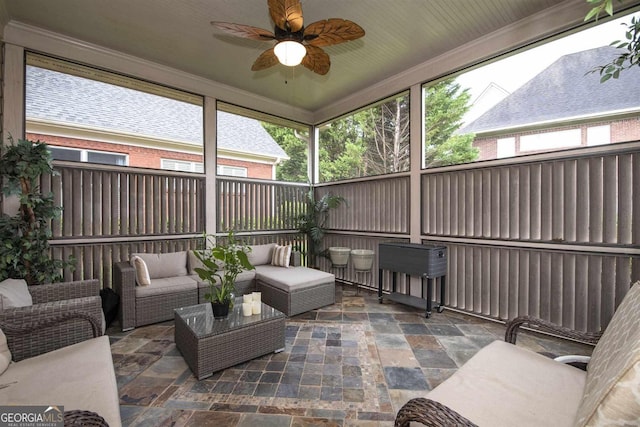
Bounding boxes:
[461,46,640,134]
[25,66,287,159]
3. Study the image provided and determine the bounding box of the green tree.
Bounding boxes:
[356,95,410,175]
[261,122,308,182]
[318,116,365,182]
[424,79,478,167]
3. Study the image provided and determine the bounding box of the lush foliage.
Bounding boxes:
[318,93,410,182]
[317,82,478,181]
[0,137,74,284]
[424,79,478,167]
[296,189,346,266]
[193,230,254,305]
[586,0,640,82]
[262,122,309,183]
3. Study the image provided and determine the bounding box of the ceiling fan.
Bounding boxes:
[212,0,365,75]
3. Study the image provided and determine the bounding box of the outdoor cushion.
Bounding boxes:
[130,255,151,286]
[0,328,11,374]
[0,335,120,427]
[135,276,197,297]
[133,251,188,279]
[187,250,205,275]
[427,340,586,427]
[247,243,276,266]
[574,280,640,426]
[271,245,292,268]
[0,278,33,309]
[256,265,334,292]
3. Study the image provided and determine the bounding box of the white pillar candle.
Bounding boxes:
[242,302,253,317]
[252,300,261,315]
[243,294,253,303]
[252,292,261,303]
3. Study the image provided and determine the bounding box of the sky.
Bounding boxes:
[456,11,640,111]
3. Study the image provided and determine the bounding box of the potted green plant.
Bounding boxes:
[0,137,74,284]
[193,230,254,319]
[296,187,347,267]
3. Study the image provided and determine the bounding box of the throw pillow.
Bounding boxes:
[0,278,33,310]
[247,243,277,266]
[271,245,292,268]
[0,328,10,374]
[130,255,151,286]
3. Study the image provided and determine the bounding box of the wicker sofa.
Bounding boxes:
[395,280,640,427]
[114,244,336,330]
[0,279,104,361]
[0,312,121,426]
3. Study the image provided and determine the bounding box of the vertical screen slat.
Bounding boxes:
[602,156,617,243]
[564,160,577,242]
[618,154,632,244]
[589,157,603,243]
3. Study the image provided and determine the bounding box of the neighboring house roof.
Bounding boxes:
[462,82,510,126]
[461,46,640,135]
[25,66,287,159]
[216,111,287,159]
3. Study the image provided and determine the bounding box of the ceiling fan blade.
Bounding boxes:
[251,48,280,71]
[301,45,330,75]
[211,22,275,41]
[304,19,365,47]
[268,0,304,33]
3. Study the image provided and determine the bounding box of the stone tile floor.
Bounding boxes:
[109,284,592,426]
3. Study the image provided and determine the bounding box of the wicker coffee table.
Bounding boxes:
[174,298,285,380]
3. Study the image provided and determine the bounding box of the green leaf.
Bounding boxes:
[605,1,613,16]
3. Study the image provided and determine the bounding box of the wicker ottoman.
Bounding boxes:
[256,265,336,316]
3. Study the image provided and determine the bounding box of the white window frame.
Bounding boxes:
[49,146,128,166]
[161,158,204,173]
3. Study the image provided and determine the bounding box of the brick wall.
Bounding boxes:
[27,133,274,178]
[471,118,640,161]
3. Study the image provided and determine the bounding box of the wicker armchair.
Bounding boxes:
[0,279,104,361]
[395,281,640,427]
[0,311,116,427]
[395,318,602,427]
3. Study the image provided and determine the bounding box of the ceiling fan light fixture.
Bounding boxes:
[274,40,306,66]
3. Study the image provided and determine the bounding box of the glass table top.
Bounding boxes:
[174,297,285,338]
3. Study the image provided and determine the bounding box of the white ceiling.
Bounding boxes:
[0,0,629,118]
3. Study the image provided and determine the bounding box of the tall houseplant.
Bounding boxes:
[193,230,254,318]
[0,137,74,284]
[296,188,346,267]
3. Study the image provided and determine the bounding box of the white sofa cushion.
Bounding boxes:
[427,340,586,427]
[193,270,256,288]
[0,328,11,374]
[0,278,32,309]
[248,243,276,266]
[187,250,206,275]
[135,276,197,297]
[132,251,188,279]
[256,265,334,292]
[0,336,121,427]
[574,281,640,426]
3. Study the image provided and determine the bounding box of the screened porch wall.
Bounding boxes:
[321,141,640,332]
[44,142,640,332]
[47,163,307,285]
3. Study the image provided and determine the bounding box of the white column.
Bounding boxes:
[2,43,25,215]
[203,96,217,238]
[408,83,423,296]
